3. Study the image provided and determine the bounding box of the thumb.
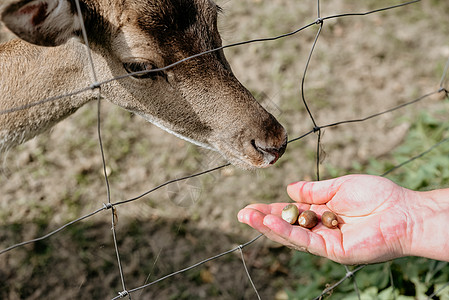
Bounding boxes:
[287,177,343,205]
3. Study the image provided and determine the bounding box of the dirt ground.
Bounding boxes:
[1,0,449,299]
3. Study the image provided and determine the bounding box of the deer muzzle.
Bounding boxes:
[209,113,288,169]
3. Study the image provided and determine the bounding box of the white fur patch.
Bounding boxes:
[137,112,216,151]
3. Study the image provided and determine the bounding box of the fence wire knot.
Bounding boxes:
[313,126,321,133]
[117,290,129,298]
[103,203,113,210]
[439,87,448,96]
[315,17,324,25]
[90,82,102,90]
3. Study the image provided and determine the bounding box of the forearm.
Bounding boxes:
[406,188,449,262]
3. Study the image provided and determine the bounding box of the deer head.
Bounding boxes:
[0,0,287,169]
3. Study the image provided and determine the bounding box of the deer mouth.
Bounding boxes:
[211,135,288,169]
[250,139,287,165]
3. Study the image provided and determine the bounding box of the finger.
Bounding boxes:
[238,207,296,246]
[238,206,303,231]
[244,203,311,216]
[238,207,305,251]
[240,203,272,215]
[263,214,328,257]
[287,177,343,204]
[238,207,273,235]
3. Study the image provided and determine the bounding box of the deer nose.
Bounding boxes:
[251,135,287,165]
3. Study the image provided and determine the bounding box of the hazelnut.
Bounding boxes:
[281,204,299,224]
[298,210,318,229]
[322,211,338,228]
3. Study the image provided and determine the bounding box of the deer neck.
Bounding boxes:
[0,38,99,152]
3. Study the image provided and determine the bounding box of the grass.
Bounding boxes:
[287,253,449,299]
[362,105,449,190]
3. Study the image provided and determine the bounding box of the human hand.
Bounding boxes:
[238,175,416,264]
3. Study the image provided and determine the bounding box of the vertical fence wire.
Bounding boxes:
[74,0,131,295]
[238,244,262,300]
[299,20,323,181]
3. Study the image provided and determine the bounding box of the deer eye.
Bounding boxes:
[123,62,166,80]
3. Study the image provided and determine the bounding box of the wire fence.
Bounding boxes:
[1,0,449,299]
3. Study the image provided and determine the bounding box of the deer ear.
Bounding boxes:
[1,0,82,46]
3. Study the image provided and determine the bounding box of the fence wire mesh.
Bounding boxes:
[1,0,449,299]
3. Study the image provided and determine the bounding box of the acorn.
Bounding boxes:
[298,210,318,229]
[322,211,338,228]
[281,204,299,224]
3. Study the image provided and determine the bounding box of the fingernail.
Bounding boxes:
[263,215,274,227]
[237,210,245,222]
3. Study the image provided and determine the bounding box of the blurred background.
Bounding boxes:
[1,0,448,299]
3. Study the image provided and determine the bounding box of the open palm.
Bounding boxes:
[238,175,414,264]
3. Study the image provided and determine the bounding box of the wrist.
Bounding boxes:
[405,188,449,261]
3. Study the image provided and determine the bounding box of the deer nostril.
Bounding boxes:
[250,139,257,150]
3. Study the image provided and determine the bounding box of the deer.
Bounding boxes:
[0,0,287,169]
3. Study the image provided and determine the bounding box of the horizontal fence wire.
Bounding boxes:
[1,0,449,299]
